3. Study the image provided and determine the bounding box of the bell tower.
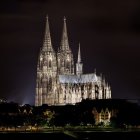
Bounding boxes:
[57,17,74,75]
[36,16,57,106]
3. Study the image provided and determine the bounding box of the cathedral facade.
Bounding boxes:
[35,16,111,106]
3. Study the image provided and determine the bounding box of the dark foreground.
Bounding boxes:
[0,131,139,140]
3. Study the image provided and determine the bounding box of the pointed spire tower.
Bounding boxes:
[78,43,81,63]
[36,15,57,106]
[57,16,74,75]
[42,15,54,52]
[60,17,70,51]
[76,43,83,75]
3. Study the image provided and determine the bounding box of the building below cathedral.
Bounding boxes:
[35,16,111,106]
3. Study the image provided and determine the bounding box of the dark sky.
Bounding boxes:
[0,0,140,105]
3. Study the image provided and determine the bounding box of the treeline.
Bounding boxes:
[0,99,140,129]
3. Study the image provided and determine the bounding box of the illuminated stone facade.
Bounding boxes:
[92,107,118,125]
[35,16,111,106]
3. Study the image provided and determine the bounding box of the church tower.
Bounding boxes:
[57,17,74,75]
[35,16,57,106]
[76,43,83,75]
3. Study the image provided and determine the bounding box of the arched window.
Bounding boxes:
[49,60,51,67]
[66,61,70,69]
[48,78,52,90]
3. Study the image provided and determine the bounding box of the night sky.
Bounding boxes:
[0,0,140,105]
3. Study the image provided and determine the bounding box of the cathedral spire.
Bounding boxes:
[42,15,53,51]
[76,43,83,75]
[60,16,69,51]
[77,43,81,63]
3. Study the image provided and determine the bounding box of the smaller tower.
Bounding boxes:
[76,43,83,75]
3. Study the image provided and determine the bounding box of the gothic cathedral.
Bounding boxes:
[35,16,111,106]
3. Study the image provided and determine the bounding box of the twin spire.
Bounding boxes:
[43,15,70,52]
[42,15,82,62]
[60,16,70,51]
[43,15,52,51]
